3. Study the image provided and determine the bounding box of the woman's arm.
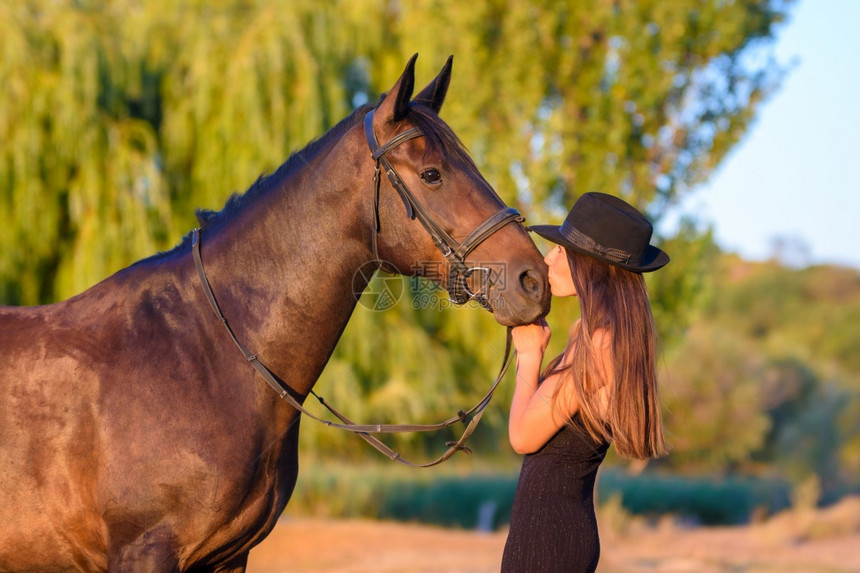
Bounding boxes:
[508,322,613,454]
[508,320,580,454]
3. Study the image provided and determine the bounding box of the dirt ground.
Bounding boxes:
[247,512,860,573]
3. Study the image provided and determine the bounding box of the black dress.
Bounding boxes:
[501,420,609,573]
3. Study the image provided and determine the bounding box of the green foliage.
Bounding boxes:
[598,469,792,525]
[0,0,389,304]
[0,1,175,303]
[288,462,793,528]
[1,0,791,303]
[287,460,519,530]
[648,217,720,345]
[750,358,846,492]
[660,322,771,471]
[382,474,518,530]
[682,258,860,494]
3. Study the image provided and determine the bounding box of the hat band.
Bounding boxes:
[565,225,633,264]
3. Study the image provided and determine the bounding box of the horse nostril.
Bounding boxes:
[519,270,542,297]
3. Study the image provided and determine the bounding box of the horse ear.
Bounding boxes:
[414,55,453,114]
[376,53,417,123]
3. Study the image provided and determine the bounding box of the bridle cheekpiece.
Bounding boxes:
[363,110,524,310]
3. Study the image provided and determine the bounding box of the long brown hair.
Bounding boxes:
[545,249,667,459]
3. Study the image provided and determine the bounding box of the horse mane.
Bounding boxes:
[194,103,375,230]
[195,102,479,230]
[133,99,478,266]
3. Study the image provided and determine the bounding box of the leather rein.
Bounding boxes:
[190,110,522,467]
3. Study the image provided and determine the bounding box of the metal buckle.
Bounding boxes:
[463,266,491,304]
[445,266,492,310]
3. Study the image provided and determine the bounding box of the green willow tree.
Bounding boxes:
[1,0,794,463]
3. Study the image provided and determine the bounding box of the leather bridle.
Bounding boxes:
[190,110,523,467]
[364,110,524,309]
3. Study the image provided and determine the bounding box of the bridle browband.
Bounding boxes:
[364,109,524,309]
[189,108,525,467]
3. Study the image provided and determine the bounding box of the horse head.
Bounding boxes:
[362,54,550,326]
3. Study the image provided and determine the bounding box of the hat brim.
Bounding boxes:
[529,224,669,273]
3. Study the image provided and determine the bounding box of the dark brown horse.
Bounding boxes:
[0,55,549,571]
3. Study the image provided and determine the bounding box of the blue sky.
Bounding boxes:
[670,0,860,269]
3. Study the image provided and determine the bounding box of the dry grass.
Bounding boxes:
[756,496,860,544]
[248,497,860,573]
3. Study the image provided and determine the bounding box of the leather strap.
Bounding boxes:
[363,110,525,308]
[454,207,524,260]
[191,228,514,467]
[365,112,422,220]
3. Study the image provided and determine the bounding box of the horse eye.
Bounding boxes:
[420,168,442,185]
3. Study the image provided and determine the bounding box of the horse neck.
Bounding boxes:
[196,133,375,396]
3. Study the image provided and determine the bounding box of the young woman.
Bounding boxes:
[501,192,669,573]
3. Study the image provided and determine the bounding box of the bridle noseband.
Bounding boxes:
[363,110,524,309]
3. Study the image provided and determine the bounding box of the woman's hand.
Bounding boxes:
[511,317,551,359]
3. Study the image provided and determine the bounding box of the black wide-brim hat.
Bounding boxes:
[530,192,669,273]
